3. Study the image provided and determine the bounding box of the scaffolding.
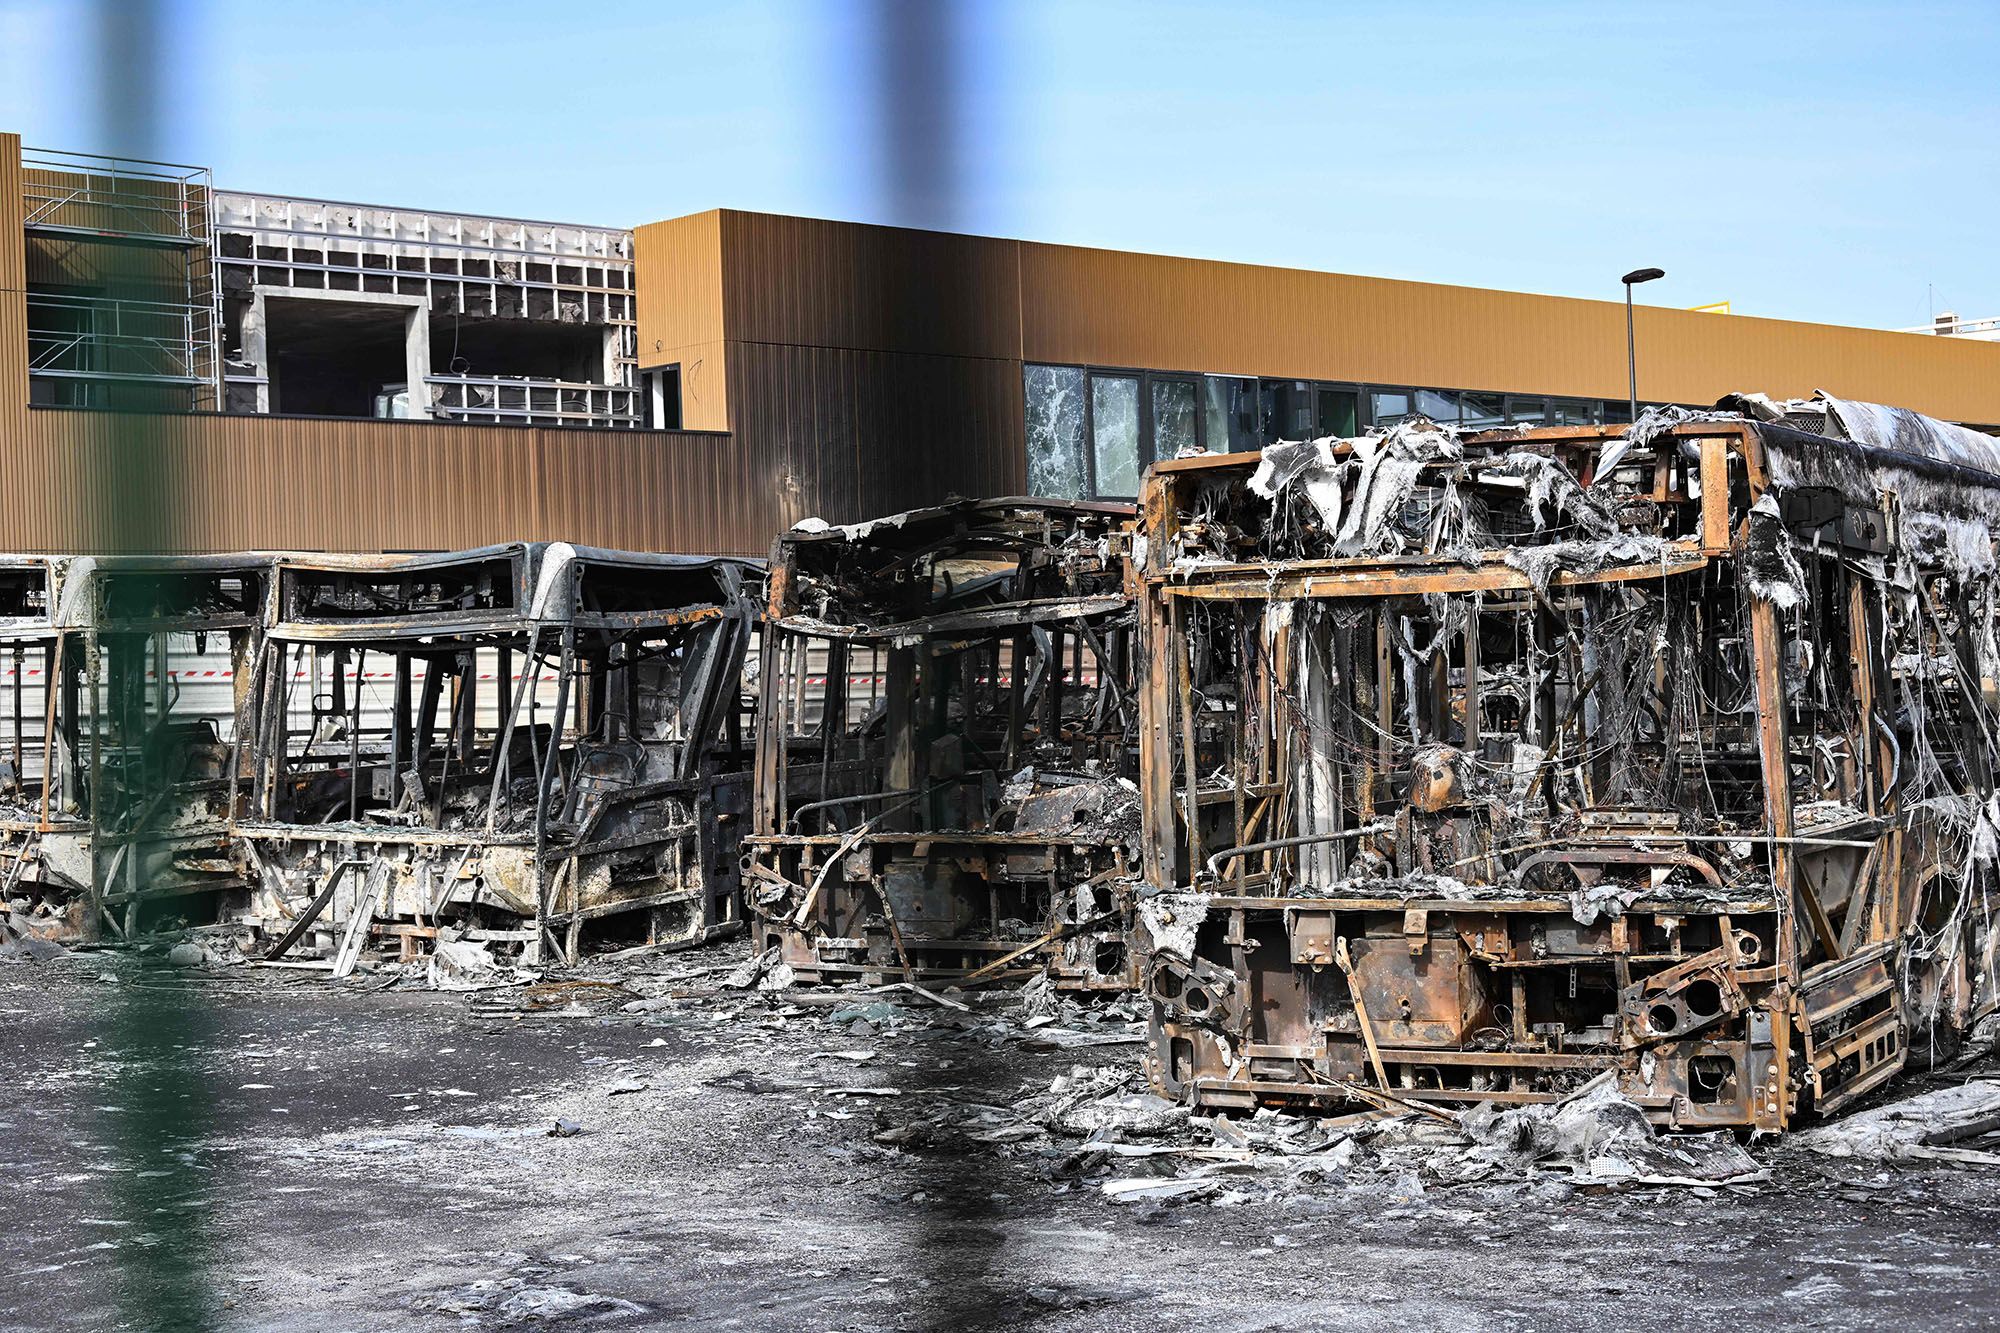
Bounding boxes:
[20,148,221,411]
[211,191,638,427]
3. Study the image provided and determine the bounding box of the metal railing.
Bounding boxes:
[21,147,212,245]
[426,374,641,428]
[26,292,205,385]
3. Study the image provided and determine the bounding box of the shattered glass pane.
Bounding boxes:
[1090,374,1141,498]
[1024,364,1085,499]
[1152,378,1198,458]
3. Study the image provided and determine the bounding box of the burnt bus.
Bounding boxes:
[745,498,1141,990]
[0,554,267,946]
[1131,396,2000,1130]
[233,543,759,966]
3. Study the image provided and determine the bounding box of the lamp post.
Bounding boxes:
[1622,267,1665,424]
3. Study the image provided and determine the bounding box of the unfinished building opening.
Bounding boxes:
[264,295,415,418]
[433,317,607,384]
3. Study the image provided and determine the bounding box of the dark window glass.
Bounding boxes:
[1025,364,1086,498]
[1203,376,1259,452]
[1507,396,1547,426]
[1551,399,1594,425]
[1600,400,1634,425]
[1090,374,1141,498]
[1259,379,1314,444]
[1316,387,1358,437]
[1152,378,1199,459]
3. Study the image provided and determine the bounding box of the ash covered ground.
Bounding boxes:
[3,942,1997,1332]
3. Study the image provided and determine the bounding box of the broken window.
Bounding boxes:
[1025,364,1086,499]
[1203,375,1259,453]
[1152,377,1199,459]
[1089,374,1141,499]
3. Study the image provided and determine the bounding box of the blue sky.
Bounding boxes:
[3,0,1995,329]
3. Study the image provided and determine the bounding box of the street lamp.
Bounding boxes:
[1622,267,1665,425]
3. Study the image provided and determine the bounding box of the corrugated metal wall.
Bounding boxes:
[725,341,1023,532]
[1014,241,2000,424]
[716,210,1023,360]
[10,410,756,554]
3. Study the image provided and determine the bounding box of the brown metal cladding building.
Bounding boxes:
[8,129,2000,555]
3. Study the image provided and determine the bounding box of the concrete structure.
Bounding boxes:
[8,130,2000,554]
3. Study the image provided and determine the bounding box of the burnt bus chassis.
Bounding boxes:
[1132,419,1998,1131]
[744,499,1140,991]
[0,555,268,945]
[230,544,759,966]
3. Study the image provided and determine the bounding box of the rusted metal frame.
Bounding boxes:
[869,874,918,983]
[1461,601,1482,756]
[752,625,788,837]
[1004,629,1027,771]
[882,644,922,830]
[1165,550,1710,602]
[1044,626,1066,748]
[1173,601,1200,884]
[1069,614,1130,733]
[262,858,365,962]
[1231,606,1250,892]
[224,635,267,829]
[1333,935,1390,1089]
[413,655,445,796]
[1138,473,1185,887]
[1747,581,1800,1124]
[1515,847,1724,886]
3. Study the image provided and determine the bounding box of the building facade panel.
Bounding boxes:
[1014,241,2000,424]
[718,210,1023,361]
[12,409,739,553]
[726,338,1023,531]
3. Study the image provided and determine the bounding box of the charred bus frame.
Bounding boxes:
[745,498,1141,990]
[0,554,267,945]
[233,543,758,965]
[1133,408,2000,1130]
